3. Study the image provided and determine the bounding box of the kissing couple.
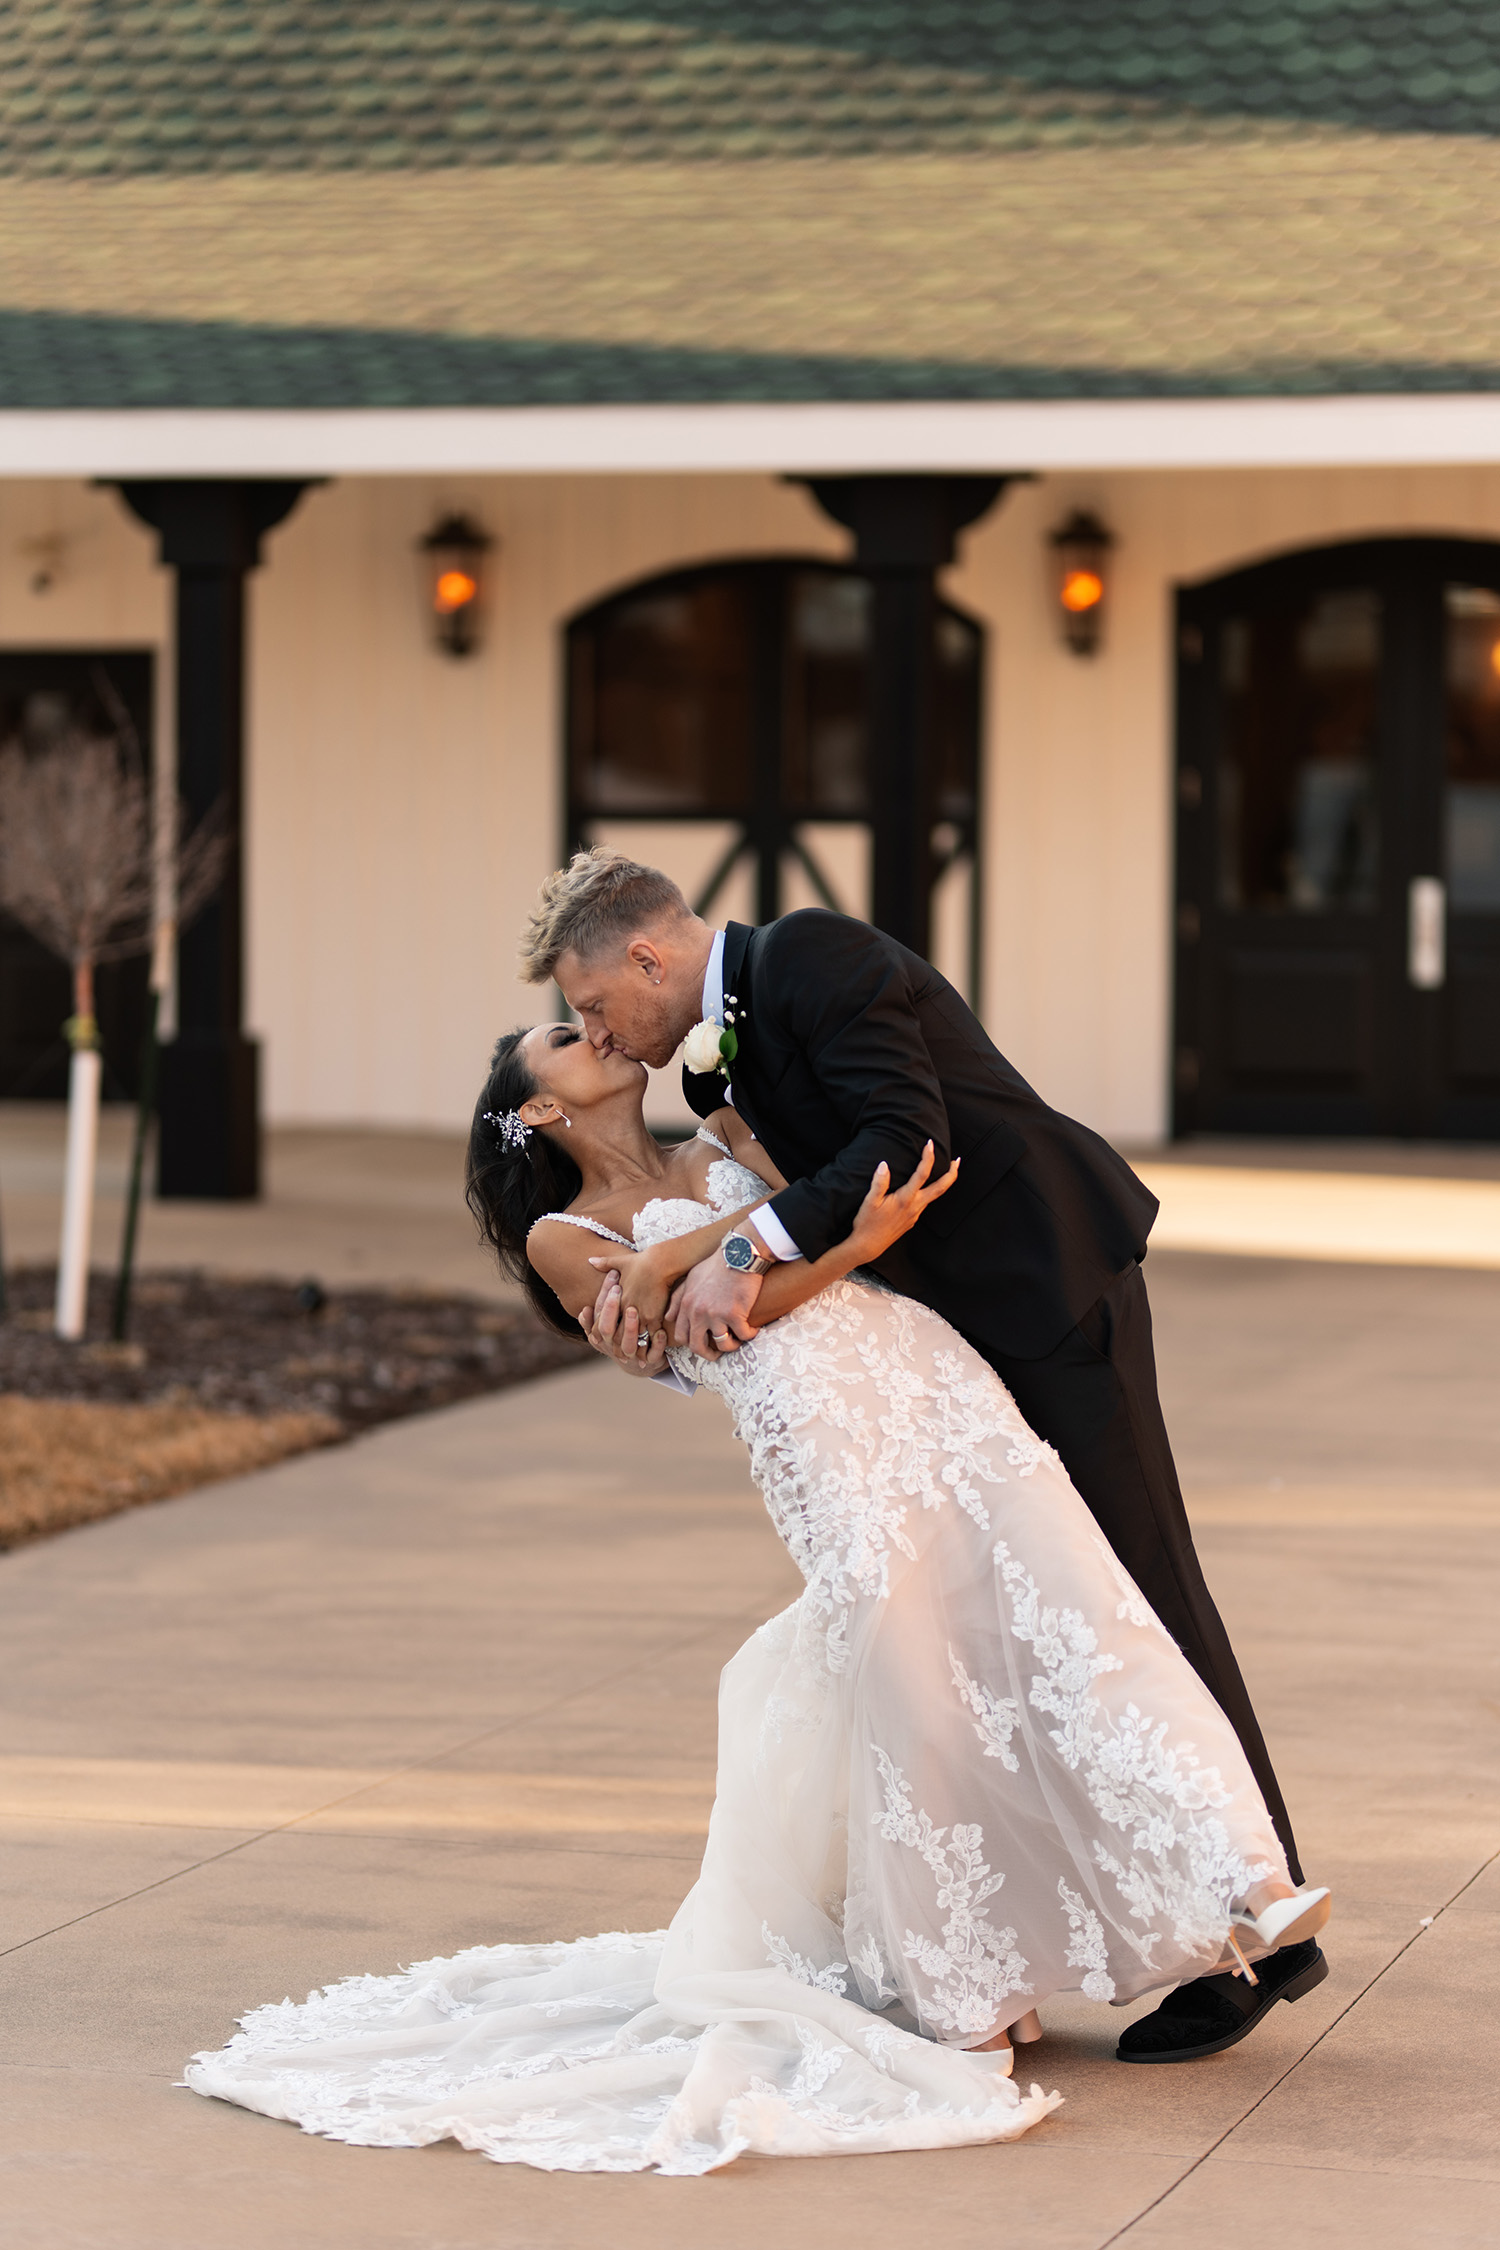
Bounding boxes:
[187,849,1330,2176]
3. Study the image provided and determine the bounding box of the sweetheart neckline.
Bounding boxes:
[531,1156,759,1247]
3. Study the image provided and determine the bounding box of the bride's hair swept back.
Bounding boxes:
[466,1027,584,1338]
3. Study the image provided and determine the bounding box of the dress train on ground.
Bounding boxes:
[185,1153,1286,2172]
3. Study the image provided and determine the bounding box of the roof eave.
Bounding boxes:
[6,396,1500,478]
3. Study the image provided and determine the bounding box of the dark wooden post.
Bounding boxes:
[801,475,1016,957]
[116,480,310,1198]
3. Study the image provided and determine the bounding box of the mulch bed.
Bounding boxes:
[0,1265,589,1426]
[0,1266,592,1549]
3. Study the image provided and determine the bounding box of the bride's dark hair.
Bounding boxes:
[465,1027,584,1338]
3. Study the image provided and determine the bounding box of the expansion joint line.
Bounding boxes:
[0,1612,741,1964]
[1095,1844,1500,2250]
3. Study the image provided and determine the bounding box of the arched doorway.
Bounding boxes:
[1174,538,1500,1138]
[565,557,984,1003]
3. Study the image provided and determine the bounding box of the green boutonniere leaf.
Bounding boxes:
[719,1025,738,1068]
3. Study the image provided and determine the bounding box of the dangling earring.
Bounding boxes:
[559,1111,572,1129]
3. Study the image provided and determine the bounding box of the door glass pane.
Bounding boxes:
[933,607,982,827]
[569,578,753,815]
[1445,585,1500,913]
[781,571,870,816]
[1219,589,1380,913]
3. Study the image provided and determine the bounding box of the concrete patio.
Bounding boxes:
[0,1104,517,1302]
[2,1217,1498,2248]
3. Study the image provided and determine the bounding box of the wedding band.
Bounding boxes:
[710,1329,731,1346]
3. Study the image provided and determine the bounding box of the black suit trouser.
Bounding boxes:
[983,1260,1302,1884]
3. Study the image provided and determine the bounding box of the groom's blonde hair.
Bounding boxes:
[519,847,690,984]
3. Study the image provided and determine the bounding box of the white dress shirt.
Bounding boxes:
[650,931,802,1398]
[701,931,802,1263]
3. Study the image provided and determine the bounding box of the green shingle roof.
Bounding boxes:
[0,5,1497,407]
[0,2,1496,175]
[6,306,1499,409]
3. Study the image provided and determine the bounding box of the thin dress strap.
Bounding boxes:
[528,1211,633,1248]
[695,1125,734,1157]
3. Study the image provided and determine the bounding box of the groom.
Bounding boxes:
[521,847,1327,2064]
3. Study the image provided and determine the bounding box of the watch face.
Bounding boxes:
[723,1234,754,1271]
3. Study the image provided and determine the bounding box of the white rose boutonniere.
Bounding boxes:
[683,997,740,1080]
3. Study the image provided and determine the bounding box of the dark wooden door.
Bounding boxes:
[1175,540,1500,1138]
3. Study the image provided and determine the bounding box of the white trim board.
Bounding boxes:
[5,396,1500,478]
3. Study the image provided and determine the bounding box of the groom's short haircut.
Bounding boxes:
[519,846,690,983]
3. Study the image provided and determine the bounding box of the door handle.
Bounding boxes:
[1408,876,1446,989]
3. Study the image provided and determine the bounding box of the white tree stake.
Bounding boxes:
[55,1040,102,1341]
[0,722,223,1344]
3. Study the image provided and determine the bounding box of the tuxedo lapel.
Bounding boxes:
[681,921,758,1122]
[719,919,803,1154]
[717,921,759,1131]
[720,921,753,1006]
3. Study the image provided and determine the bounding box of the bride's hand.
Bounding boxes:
[579,1265,671,1377]
[847,1140,960,1264]
[586,1245,670,1335]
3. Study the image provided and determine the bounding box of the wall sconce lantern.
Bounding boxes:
[419,512,494,656]
[1050,509,1114,656]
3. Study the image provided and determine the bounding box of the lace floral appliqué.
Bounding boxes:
[871,1747,1032,2040]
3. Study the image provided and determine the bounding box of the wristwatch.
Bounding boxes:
[721,1231,773,1276]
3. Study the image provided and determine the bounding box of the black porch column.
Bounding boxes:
[116,480,310,1198]
[802,475,1018,957]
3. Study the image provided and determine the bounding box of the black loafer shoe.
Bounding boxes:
[1116,1940,1327,2064]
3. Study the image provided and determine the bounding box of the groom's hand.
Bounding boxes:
[673,1252,763,1357]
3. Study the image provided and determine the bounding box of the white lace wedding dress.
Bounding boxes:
[185,1139,1287,2173]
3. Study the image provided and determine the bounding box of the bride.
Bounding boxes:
[184,1021,1329,2175]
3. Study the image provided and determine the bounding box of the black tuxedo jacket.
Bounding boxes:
[682,913,1157,1362]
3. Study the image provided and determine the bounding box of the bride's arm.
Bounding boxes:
[711,1143,958,1333]
[588,1145,958,1357]
[574,1112,788,1327]
[583,1204,758,1329]
[529,1206,755,1323]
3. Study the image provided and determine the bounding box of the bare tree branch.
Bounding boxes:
[0,730,226,994]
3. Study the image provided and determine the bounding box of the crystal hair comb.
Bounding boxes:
[483,1110,532,1150]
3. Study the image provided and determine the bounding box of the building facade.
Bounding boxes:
[3,5,1500,1159]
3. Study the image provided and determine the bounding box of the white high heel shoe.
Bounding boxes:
[1224,1886,1332,1983]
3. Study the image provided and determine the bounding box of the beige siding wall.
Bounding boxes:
[8,462,1500,1142]
[0,475,169,731]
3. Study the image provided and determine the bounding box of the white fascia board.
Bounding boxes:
[5,395,1500,477]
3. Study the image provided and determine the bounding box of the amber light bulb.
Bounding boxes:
[1061,568,1104,614]
[435,568,478,613]
[1489,636,1500,678]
